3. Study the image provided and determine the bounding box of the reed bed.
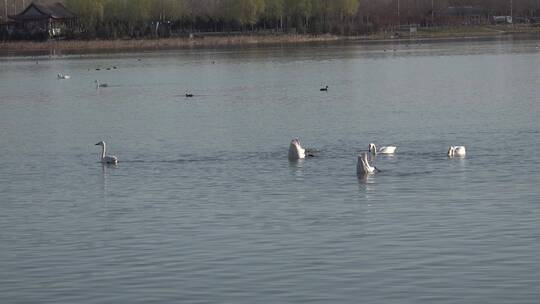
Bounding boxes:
[0,34,339,52]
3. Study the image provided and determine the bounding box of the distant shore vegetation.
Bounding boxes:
[62,0,540,38]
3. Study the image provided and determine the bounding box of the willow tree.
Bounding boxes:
[264,0,285,30]
[65,0,104,36]
[222,0,264,30]
[284,0,314,32]
[329,0,359,33]
[102,0,125,37]
[149,0,186,21]
[120,0,152,36]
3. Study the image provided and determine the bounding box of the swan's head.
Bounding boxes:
[95,141,105,146]
[369,143,377,153]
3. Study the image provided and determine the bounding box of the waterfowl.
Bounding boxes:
[185,92,194,97]
[95,141,118,164]
[57,73,70,79]
[369,143,397,155]
[288,138,315,160]
[447,146,466,157]
[288,138,306,160]
[95,80,108,88]
[320,85,328,91]
[357,152,380,175]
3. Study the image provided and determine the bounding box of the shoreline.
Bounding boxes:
[0,34,340,54]
[1,26,540,55]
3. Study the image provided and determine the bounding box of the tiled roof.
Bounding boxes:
[10,2,76,20]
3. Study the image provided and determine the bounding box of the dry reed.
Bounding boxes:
[0,34,339,52]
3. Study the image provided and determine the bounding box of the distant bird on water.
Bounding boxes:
[447,146,466,157]
[57,73,70,79]
[320,85,329,91]
[185,92,194,97]
[95,80,108,88]
[357,152,380,175]
[95,141,118,164]
[369,143,397,155]
[288,138,315,160]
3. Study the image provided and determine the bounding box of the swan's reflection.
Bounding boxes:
[357,172,378,198]
[100,162,118,196]
[288,158,305,177]
[100,163,110,194]
[451,156,468,181]
[98,163,117,232]
[358,172,376,187]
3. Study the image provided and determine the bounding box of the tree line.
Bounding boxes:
[62,0,363,38]
[4,0,540,38]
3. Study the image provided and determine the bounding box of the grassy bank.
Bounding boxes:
[355,25,540,41]
[0,34,339,52]
[1,26,540,54]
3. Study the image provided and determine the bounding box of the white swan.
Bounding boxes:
[288,138,316,160]
[357,152,380,175]
[57,73,70,79]
[95,80,108,88]
[288,138,306,160]
[369,143,397,155]
[95,141,118,164]
[447,146,466,157]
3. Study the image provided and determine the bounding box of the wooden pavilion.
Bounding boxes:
[8,2,77,39]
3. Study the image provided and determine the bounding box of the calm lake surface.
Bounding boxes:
[1,37,540,303]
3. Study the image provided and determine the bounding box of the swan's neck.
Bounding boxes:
[363,154,371,167]
[100,144,106,160]
[289,142,305,159]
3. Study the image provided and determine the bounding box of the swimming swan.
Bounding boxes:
[95,141,118,164]
[288,138,315,160]
[357,152,380,175]
[95,80,108,88]
[57,73,71,79]
[447,146,466,157]
[369,143,397,155]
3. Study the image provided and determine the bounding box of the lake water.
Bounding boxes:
[1,37,540,303]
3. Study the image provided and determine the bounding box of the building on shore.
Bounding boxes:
[6,2,77,40]
[437,6,487,26]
